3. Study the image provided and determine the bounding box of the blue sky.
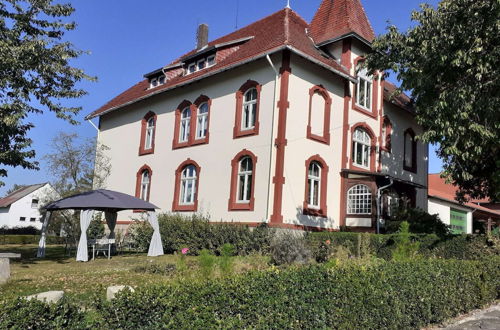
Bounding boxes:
[0,0,442,196]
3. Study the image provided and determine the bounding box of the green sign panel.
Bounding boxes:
[450,209,467,234]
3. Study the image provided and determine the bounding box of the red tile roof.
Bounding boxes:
[383,81,415,114]
[0,183,47,208]
[428,174,500,217]
[309,0,375,45]
[86,9,354,119]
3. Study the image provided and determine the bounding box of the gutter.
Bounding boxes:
[85,46,356,120]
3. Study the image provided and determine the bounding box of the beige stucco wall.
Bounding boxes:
[98,56,281,223]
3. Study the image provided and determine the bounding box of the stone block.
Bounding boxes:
[106,285,135,301]
[26,291,64,304]
[0,258,9,284]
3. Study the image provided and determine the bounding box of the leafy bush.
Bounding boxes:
[0,226,40,235]
[198,249,216,279]
[219,243,236,275]
[128,213,274,256]
[270,231,312,265]
[87,218,105,240]
[133,263,176,276]
[392,221,420,261]
[386,207,450,237]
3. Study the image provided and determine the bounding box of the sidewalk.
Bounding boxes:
[430,302,500,330]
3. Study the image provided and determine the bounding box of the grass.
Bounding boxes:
[0,244,269,304]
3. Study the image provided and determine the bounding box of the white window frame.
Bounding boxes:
[180,165,197,205]
[352,128,371,169]
[31,199,39,208]
[158,75,166,85]
[187,63,196,75]
[241,87,257,130]
[197,58,206,71]
[195,103,209,139]
[140,171,150,201]
[145,117,155,149]
[347,184,372,215]
[404,131,414,169]
[150,78,158,88]
[356,68,372,110]
[179,107,191,143]
[237,157,253,203]
[307,162,321,209]
[207,55,216,67]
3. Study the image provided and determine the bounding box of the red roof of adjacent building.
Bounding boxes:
[428,174,500,217]
[383,81,414,114]
[86,8,355,119]
[309,0,375,44]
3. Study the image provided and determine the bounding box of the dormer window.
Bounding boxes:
[207,55,216,66]
[197,59,206,70]
[158,75,165,85]
[186,54,216,75]
[150,78,158,88]
[188,63,196,74]
[149,75,166,89]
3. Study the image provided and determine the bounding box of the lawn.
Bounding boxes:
[0,244,269,303]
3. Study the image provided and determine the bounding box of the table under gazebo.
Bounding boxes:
[36,189,164,262]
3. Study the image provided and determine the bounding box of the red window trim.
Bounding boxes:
[352,57,378,119]
[303,155,329,218]
[307,85,332,145]
[381,116,392,153]
[349,123,377,172]
[233,80,261,139]
[403,128,417,173]
[138,112,157,156]
[172,159,201,212]
[228,149,258,211]
[172,97,211,149]
[134,164,153,212]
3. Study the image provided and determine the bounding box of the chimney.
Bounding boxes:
[196,23,209,49]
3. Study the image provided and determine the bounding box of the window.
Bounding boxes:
[158,75,166,85]
[149,75,166,88]
[19,217,26,221]
[404,129,417,172]
[381,117,392,152]
[356,67,372,110]
[352,128,371,169]
[229,150,257,211]
[197,59,206,71]
[234,80,261,138]
[173,160,201,212]
[347,184,372,215]
[31,199,39,208]
[187,63,196,74]
[135,165,152,202]
[179,107,191,143]
[186,54,216,75]
[150,78,158,88]
[196,103,209,139]
[207,55,216,67]
[139,112,156,155]
[307,85,331,144]
[30,217,36,222]
[303,155,329,217]
[307,162,321,209]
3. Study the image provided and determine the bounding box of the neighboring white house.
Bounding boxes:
[0,183,58,229]
[428,174,500,234]
[86,0,428,232]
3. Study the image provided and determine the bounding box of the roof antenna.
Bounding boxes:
[286,0,291,9]
[235,0,239,29]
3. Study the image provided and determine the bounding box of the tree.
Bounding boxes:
[0,0,94,187]
[365,0,499,201]
[43,132,110,246]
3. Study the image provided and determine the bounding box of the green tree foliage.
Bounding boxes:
[365,0,500,201]
[0,0,94,186]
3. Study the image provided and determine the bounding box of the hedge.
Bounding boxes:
[0,234,64,245]
[307,231,500,260]
[2,258,499,329]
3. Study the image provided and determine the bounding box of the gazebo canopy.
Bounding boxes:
[44,189,158,211]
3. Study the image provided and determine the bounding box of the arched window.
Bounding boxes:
[172,160,200,212]
[381,117,392,152]
[356,67,372,110]
[307,85,331,144]
[180,165,197,205]
[179,107,191,143]
[307,162,321,209]
[347,184,372,215]
[234,80,261,138]
[139,112,156,155]
[135,165,153,202]
[242,88,257,130]
[196,102,209,139]
[352,128,371,169]
[404,129,417,172]
[303,155,329,217]
[229,150,257,211]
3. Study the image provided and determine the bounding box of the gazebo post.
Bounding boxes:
[37,211,52,258]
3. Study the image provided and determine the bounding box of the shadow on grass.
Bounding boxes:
[0,245,72,264]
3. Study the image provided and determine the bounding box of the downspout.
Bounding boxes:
[376,177,393,234]
[265,54,279,222]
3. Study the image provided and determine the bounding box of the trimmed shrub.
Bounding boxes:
[270,232,312,265]
[128,213,274,255]
[386,207,450,237]
[0,226,40,235]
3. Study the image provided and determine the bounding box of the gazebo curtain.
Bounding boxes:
[76,210,95,262]
[37,211,52,258]
[147,212,164,257]
[105,211,117,239]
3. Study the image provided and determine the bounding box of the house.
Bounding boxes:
[86,0,428,232]
[0,183,57,229]
[428,174,500,234]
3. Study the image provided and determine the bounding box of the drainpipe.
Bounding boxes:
[376,177,393,234]
[265,54,279,222]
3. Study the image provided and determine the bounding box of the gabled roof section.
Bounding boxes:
[0,183,47,208]
[383,81,414,114]
[86,8,354,119]
[309,0,375,45]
